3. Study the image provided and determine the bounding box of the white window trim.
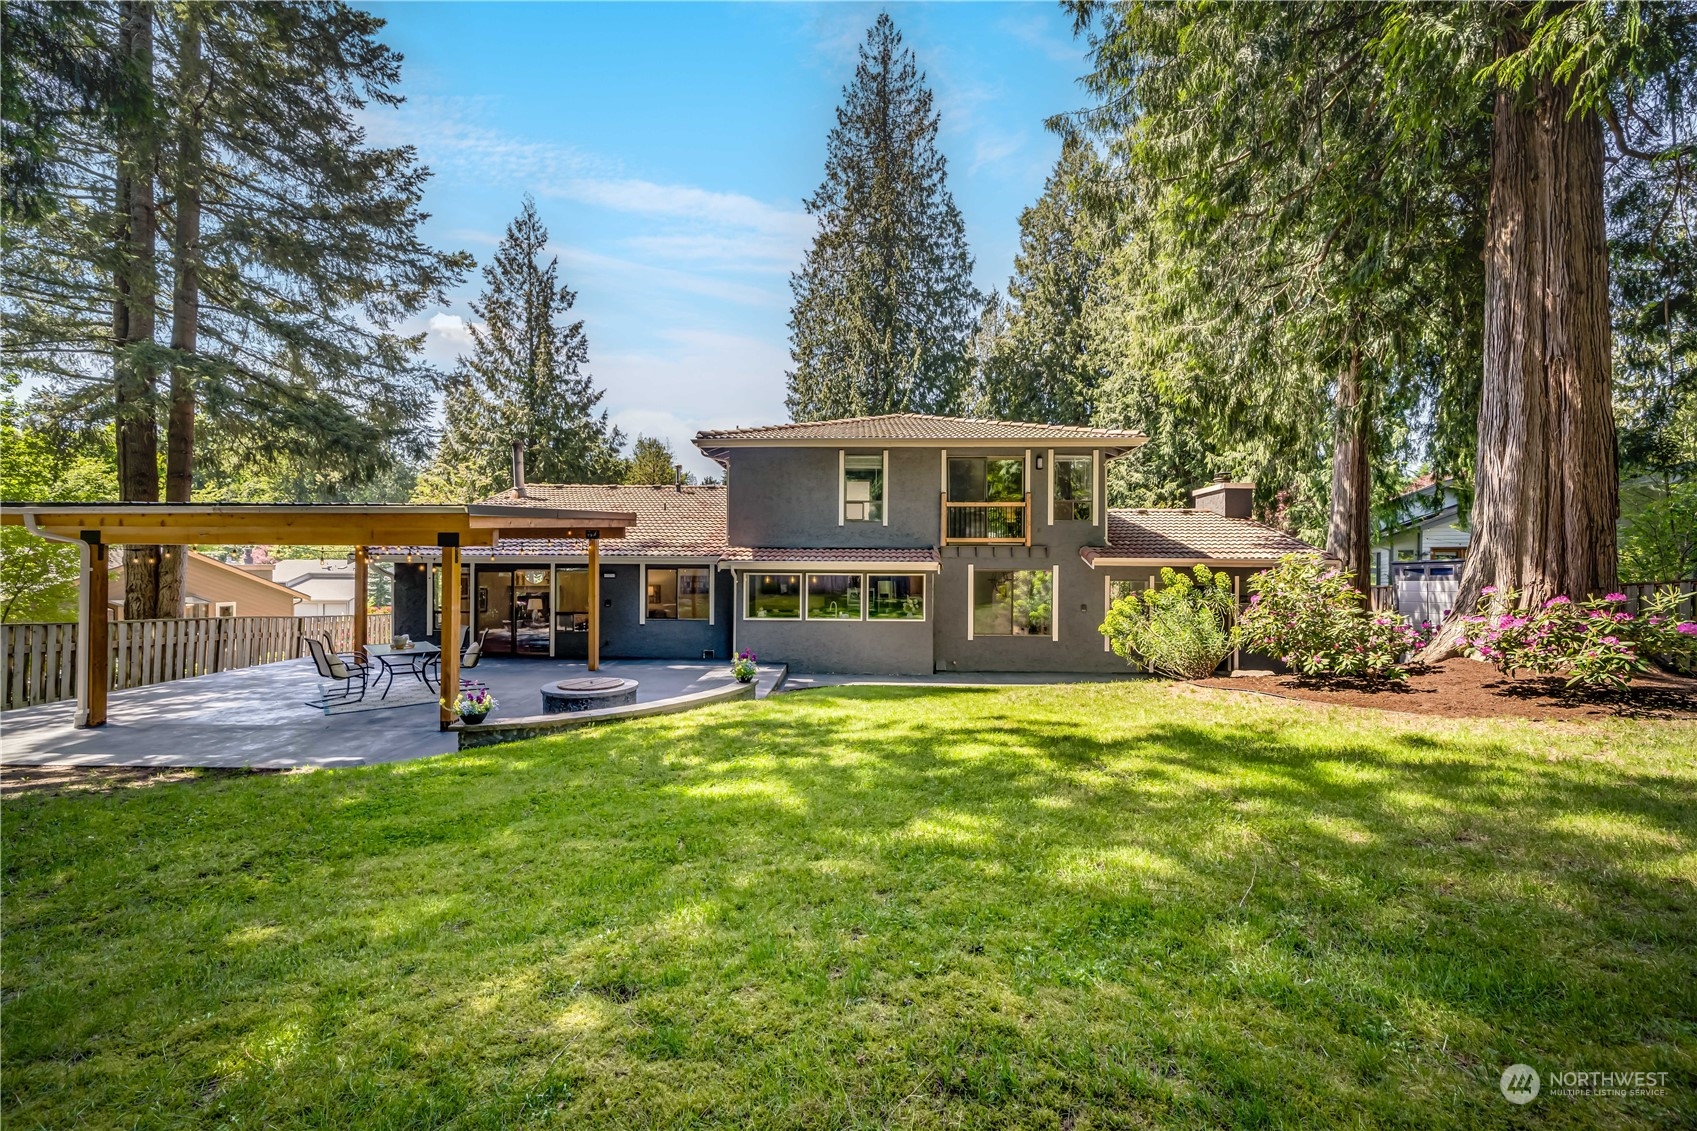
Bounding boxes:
[837,449,845,527]
[638,563,647,625]
[1047,448,1055,527]
[708,568,716,626]
[214,601,237,617]
[966,562,974,641]
[882,449,889,527]
[1051,565,1060,642]
[643,564,713,623]
[1104,573,1112,652]
[1095,450,1104,526]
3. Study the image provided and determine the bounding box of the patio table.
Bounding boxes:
[364,642,441,700]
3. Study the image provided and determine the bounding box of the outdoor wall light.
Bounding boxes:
[1035,455,1045,470]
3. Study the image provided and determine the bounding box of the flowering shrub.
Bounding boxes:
[1461,585,1697,688]
[1239,554,1427,680]
[730,649,758,683]
[450,686,497,718]
[1099,565,1237,680]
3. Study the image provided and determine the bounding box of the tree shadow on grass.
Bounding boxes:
[5,684,1695,1128]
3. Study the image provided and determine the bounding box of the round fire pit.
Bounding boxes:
[541,677,639,714]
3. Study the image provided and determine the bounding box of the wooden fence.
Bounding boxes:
[1368,578,1693,617]
[1,613,394,709]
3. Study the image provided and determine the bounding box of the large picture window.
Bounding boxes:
[1054,456,1093,522]
[868,574,925,620]
[747,573,801,619]
[843,454,884,523]
[806,573,863,620]
[647,567,710,620]
[973,569,1052,636]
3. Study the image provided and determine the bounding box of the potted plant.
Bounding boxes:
[730,649,757,683]
[451,686,497,724]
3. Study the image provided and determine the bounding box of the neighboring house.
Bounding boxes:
[272,559,365,617]
[1369,476,1470,585]
[108,551,302,619]
[379,414,1314,674]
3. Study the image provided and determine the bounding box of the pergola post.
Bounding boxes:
[438,535,461,730]
[76,533,109,728]
[587,531,600,671]
[352,545,369,660]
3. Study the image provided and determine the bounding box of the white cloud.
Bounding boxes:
[547,178,812,240]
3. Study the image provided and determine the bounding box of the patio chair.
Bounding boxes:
[304,634,368,708]
[426,628,488,690]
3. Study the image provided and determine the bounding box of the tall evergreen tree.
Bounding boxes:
[2,0,469,617]
[785,13,980,421]
[624,435,691,486]
[1069,2,1488,589]
[415,198,626,502]
[972,138,1105,425]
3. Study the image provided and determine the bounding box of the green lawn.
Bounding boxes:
[3,684,1694,1129]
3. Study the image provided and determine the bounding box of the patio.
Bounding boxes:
[0,658,784,770]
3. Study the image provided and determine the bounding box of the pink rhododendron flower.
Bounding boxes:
[1545,595,1571,607]
[1604,592,1627,603]
[1678,623,1697,636]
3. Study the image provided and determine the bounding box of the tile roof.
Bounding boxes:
[377,484,728,559]
[694,413,1147,449]
[1080,509,1315,565]
[720,547,939,564]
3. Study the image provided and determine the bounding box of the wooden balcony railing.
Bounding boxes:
[940,492,1032,546]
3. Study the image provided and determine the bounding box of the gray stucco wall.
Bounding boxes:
[726,446,940,548]
[931,551,1128,673]
[734,606,934,676]
[595,563,734,661]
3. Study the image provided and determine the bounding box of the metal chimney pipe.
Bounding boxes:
[511,439,527,497]
[674,463,683,492]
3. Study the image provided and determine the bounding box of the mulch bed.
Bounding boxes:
[1195,660,1697,722]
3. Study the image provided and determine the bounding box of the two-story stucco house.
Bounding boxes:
[380,415,1312,674]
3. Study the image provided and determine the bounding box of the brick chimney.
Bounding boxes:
[1192,476,1254,518]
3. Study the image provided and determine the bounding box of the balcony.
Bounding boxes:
[940,493,1031,546]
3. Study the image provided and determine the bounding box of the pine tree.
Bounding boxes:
[416,198,625,502]
[625,435,692,486]
[785,13,980,421]
[2,1,470,617]
[973,139,1104,425]
[1070,2,1488,587]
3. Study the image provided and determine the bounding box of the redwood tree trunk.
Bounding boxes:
[159,14,205,618]
[112,0,163,620]
[1423,53,1617,659]
[1325,342,1372,595]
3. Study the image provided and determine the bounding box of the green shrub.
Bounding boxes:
[1238,554,1427,681]
[1099,565,1237,680]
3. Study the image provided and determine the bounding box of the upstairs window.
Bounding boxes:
[1053,456,1093,522]
[843,454,884,523]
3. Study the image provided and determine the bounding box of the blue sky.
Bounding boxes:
[364,2,1094,477]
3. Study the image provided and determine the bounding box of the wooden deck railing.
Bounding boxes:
[1,613,394,709]
[939,492,1032,546]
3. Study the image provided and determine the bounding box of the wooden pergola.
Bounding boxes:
[1,503,634,730]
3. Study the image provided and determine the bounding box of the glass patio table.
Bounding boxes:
[364,642,441,699]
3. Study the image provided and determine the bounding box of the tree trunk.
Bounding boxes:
[1325,342,1372,595]
[112,0,163,620]
[159,13,204,618]
[1421,53,1617,660]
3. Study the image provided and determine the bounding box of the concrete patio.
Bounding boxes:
[0,658,784,770]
